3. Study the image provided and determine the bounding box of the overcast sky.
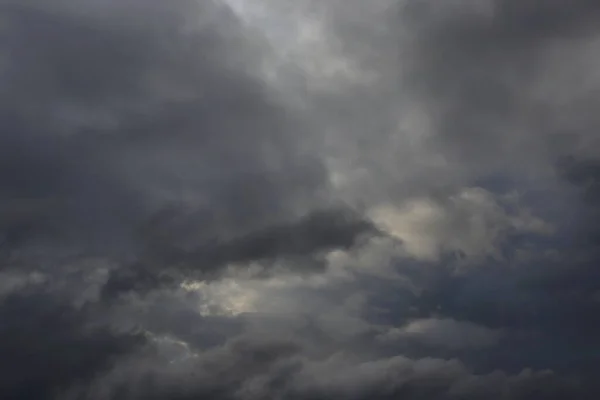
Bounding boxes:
[2,0,600,399]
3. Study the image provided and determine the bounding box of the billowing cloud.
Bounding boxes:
[370,187,552,261]
[2,0,600,398]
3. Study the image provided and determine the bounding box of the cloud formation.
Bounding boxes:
[2,0,600,398]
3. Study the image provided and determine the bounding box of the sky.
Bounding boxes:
[1,0,600,399]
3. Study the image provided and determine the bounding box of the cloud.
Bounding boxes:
[0,291,144,400]
[370,187,552,262]
[100,207,377,297]
[143,207,377,270]
[0,0,334,260]
[3,0,600,399]
[378,318,503,350]
[71,334,579,400]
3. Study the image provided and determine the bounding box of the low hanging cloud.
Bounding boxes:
[378,318,503,350]
[2,0,600,399]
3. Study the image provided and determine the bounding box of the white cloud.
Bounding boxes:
[181,279,259,316]
[369,187,553,261]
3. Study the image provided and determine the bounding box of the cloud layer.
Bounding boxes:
[2,0,600,398]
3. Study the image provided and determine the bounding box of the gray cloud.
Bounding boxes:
[3,0,600,399]
[0,0,362,265]
[0,291,144,400]
[68,333,580,400]
[302,0,600,207]
[378,318,503,350]
[102,207,377,297]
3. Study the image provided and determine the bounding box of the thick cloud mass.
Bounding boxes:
[2,0,600,398]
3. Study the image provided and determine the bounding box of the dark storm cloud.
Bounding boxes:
[102,207,378,296]
[0,1,374,397]
[390,0,600,376]
[398,0,600,174]
[0,0,356,264]
[317,0,600,201]
[302,0,600,396]
[149,207,375,271]
[0,291,144,400]
[3,0,600,399]
[73,333,582,400]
